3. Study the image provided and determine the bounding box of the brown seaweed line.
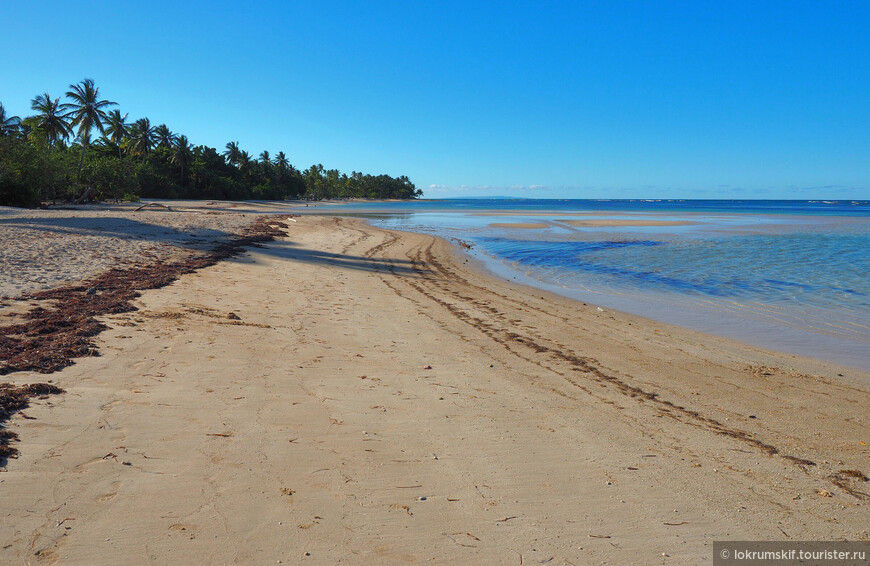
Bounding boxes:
[0,216,289,460]
[0,215,289,376]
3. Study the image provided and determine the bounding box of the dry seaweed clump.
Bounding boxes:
[829,469,870,500]
[0,382,64,459]
[0,216,289,376]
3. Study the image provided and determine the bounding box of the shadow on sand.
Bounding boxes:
[0,215,236,251]
[226,239,423,277]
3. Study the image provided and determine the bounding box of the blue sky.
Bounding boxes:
[2,1,869,199]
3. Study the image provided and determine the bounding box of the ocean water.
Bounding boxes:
[313,200,870,370]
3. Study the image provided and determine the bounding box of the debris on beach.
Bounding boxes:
[443,532,476,548]
[133,202,173,212]
[0,216,288,462]
[828,469,870,499]
[837,468,869,481]
[0,382,64,459]
[0,216,288,376]
[449,238,474,250]
[389,504,413,516]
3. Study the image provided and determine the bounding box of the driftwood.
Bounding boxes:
[134,202,173,212]
[74,186,95,204]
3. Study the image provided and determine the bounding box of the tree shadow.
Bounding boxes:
[227,239,425,277]
[0,213,431,277]
[0,215,237,251]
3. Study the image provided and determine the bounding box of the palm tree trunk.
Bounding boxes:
[78,142,87,177]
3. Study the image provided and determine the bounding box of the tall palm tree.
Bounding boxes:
[223,141,242,166]
[273,151,290,169]
[154,124,177,149]
[259,150,271,164]
[63,79,117,174]
[171,135,193,187]
[104,109,129,158]
[30,93,72,147]
[125,118,155,162]
[0,103,21,136]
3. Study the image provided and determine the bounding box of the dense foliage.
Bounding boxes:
[0,80,421,207]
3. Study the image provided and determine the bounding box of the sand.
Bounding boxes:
[1,210,868,564]
[0,203,276,298]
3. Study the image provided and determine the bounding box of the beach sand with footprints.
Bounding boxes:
[1,203,868,564]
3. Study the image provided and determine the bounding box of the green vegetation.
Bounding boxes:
[0,80,421,207]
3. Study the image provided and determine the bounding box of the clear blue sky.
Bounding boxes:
[2,1,869,199]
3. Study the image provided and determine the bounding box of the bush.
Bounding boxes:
[80,154,139,200]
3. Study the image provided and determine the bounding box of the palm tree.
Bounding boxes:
[259,150,271,164]
[0,103,21,136]
[171,135,193,187]
[238,150,253,168]
[63,79,117,174]
[273,151,290,169]
[223,141,242,166]
[125,118,155,162]
[154,124,177,149]
[104,109,128,158]
[30,93,72,147]
[18,118,34,141]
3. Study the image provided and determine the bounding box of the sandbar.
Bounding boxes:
[489,219,696,229]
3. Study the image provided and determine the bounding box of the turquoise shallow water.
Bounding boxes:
[312,200,870,370]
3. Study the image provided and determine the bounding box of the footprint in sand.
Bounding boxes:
[95,481,123,502]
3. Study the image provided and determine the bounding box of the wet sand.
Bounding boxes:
[1,211,868,564]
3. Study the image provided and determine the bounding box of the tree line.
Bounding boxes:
[0,79,421,207]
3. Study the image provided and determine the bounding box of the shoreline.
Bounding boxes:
[355,207,870,373]
[464,247,870,374]
[1,211,868,563]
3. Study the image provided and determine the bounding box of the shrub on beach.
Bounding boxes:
[0,136,73,206]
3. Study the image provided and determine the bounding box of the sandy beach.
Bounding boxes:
[0,203,268,298]
[1,206,868,564]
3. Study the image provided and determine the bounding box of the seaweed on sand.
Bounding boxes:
[0,382,64,459]
[0,216,288,375]
[0,215,288,459]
